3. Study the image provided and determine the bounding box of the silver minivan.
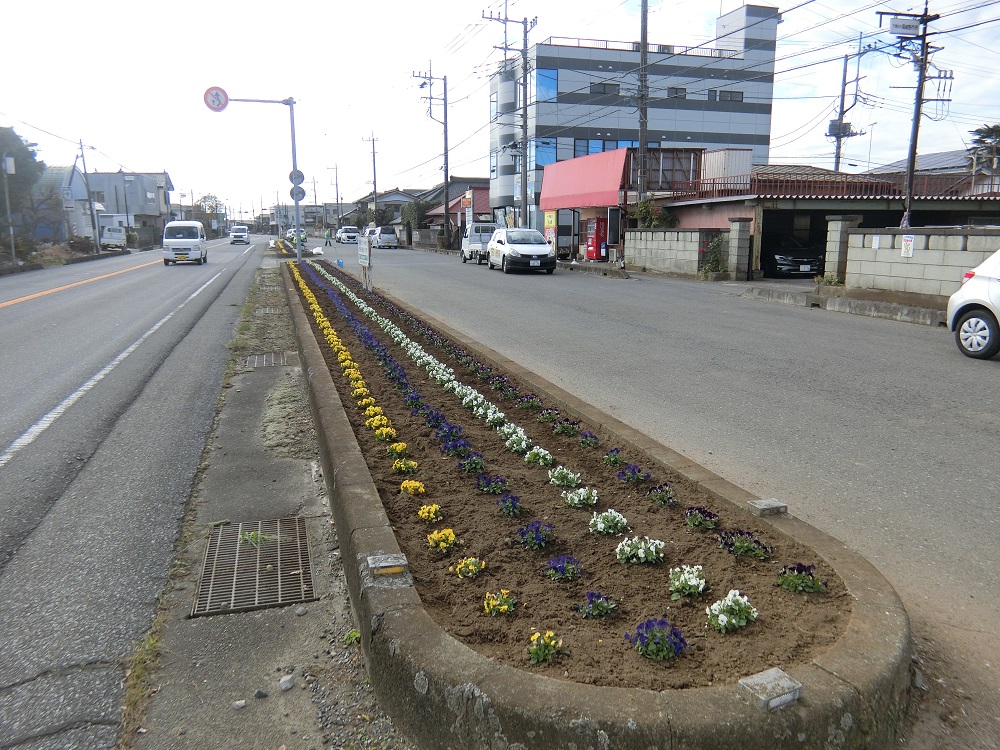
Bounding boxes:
[162,220,208,265]
[372,226,398,249]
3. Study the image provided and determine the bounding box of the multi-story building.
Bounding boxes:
[489,4,780,228]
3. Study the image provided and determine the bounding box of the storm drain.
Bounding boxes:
[191,517,317,617]
[254,306,285,315]
[244,352,287,368]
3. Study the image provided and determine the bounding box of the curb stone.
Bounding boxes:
[283,263,912,750]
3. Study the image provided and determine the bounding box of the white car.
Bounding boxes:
[372,226,398,248]
[336,226,360,243]
[947,247,1000,359]
[229,225,249,244]
[486,227,557,274]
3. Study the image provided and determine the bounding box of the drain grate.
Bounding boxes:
[191,518,317,617]
[244,352,287,368]
[254,306,285,315]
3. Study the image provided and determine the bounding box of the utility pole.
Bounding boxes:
[79,140,102,253]
[1,152,15,262]
[363,134,378,225]
[830,37,883,172]
[414,63,451,247]
[637,0,649,200]
[327,165,341,228]
[485,10,537,227]
[878,2,939,228]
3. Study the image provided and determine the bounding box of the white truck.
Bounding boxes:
[461,222,497,265]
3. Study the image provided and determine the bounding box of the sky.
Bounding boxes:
[3,0,1000,222]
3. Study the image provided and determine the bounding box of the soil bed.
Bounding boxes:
[293,259,851,691]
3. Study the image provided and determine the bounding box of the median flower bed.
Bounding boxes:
[290,259,851,691]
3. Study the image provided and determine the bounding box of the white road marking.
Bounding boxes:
[0,273,222,469]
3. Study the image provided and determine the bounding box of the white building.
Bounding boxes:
[489,4,780,228]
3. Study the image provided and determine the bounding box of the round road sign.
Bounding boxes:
[290,185,307,201]
[204,87,229,112]
[289,169,305,186]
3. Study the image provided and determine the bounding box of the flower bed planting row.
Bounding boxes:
[290,260,851,690]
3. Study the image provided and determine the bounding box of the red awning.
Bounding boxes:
[540,149,628,210]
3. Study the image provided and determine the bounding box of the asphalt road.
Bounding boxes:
[331,245,999,748]
[0,239,260,748]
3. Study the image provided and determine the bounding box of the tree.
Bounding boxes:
[968,124,1000,171]
[400,199,434,231]
[633,198,678,229]
[1,127,45,255]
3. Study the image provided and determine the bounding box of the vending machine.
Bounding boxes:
[585,218,608,261]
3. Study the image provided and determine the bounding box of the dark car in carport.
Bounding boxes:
[760,232,825,277]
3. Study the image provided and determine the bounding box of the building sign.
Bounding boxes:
[901,234,914,258]
[889,17,920,37]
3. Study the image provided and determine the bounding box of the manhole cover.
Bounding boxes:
[191,518,317,617]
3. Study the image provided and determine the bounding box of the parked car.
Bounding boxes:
[461,222,498,265]
[229,225,249,244]
[486,227,557,274]
[760,232,825,277]
[101,225,128,249]
[336,226,360,243]
[162,220,208,265]
[947,247,1000,359]
[372,226,398,249]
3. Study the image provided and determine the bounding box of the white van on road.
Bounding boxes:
[461,222,498,265]
[162,220,208,265]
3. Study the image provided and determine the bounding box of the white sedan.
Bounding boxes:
[486,228,557,274]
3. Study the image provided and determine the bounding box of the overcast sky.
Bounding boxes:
[3,0,999,221]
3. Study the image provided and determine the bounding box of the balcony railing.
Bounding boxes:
[657,172,976,202]
[541,37,736,59]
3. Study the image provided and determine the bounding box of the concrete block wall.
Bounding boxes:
[624,228,701,274]
[845,228,1000,297]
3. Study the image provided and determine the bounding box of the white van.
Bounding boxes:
[228,225,249,244]
[101,225,127,249]
[461,222,498,265]
[162,220,208,265]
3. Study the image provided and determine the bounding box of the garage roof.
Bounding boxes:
[540,149,629,210]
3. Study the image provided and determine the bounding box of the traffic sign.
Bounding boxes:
[289,170,305,186]
[290,185,306,201]
[204,87,229,112]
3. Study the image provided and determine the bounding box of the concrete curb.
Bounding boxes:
[741,285,947,327]
[283,264,912,750]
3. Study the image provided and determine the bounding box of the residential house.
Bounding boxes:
[88,171,174,247]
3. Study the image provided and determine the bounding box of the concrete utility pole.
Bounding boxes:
[79,140,102,253]
[1,152,15,262]
[363,134,378,224]
[878,2,939,228]
[414,63,451,247]
[484,10,537,227]
[637,0,649,200]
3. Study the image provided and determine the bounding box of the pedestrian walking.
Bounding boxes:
[324,228,333,246]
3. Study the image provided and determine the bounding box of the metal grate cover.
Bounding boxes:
[244,352,287,368]
[191,518,317,617]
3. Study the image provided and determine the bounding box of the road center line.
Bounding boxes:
[0,260,163,309]
[0,272,222,469]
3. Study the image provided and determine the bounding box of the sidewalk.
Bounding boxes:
[127,259,413,750]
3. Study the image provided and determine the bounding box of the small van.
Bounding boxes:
[229,225,249,244]
[461,222,498,265]
[372,226,398,249]
[101,225,127,249]
[162,220,208,265]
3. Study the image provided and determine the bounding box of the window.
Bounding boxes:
[707,89,718,101]
[618,140,638,149]
[535,69,558,101]
[720,90,743,102]
[534,138,556,168]
[589,139,604,154]
[92,191,105,202]
[590,82,620,96]
[490,92,498,121]
[574,139,589,158]
[668,87,686,99]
